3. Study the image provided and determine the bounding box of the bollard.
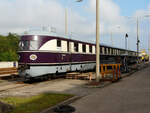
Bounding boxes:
[89,72,92,82]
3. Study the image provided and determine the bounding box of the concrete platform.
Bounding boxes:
[70,64,150,113]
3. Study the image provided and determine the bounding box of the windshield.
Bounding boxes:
[19,40,39,50]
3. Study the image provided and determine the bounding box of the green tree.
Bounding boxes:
[0,33,19,61]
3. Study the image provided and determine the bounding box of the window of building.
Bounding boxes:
[57,40,61,47]
[82,44,86,53]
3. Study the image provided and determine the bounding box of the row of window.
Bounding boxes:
[57,40,93,53]
[74,43,92,53]
[56,40,137,56]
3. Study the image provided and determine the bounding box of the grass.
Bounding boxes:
[0,93,73,113]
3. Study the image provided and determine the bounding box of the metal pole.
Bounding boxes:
[111,31,113,46]
[149,37,150,62]
[137,17,139,62]
[65,8,68,35]
[96,0,100,82]
[125,36,127,50]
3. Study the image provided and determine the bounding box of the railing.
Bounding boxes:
[100,64,121,82]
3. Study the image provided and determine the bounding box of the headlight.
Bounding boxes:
[29,54,37,61]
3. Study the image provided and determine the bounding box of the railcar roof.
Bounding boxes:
[22,30,135,52]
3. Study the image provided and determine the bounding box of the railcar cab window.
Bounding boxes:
[82,44,86,53]
[30,40,39,50]
[19,40,38,50]
[57,40,61,47]
[74,43,79,52]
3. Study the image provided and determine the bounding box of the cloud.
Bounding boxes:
[86,0,130,34]
[0,0,65,33]
[0,0,128,35]
[0,0,148,51]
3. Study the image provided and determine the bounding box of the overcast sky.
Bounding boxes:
[0,0,150,52]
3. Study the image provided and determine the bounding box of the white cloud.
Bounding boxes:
[0,0,128,35]
[86,0,130,34]
[0,0,126,33]
[0,0,65,33]
[0,0,148,51]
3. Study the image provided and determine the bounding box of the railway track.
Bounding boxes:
[0,68,30,94]
[0,83,29,93]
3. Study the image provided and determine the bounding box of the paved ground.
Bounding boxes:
[71,65,150,113]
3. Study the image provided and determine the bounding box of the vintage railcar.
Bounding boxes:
[18,31,137,79]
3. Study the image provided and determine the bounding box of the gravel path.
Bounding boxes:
[0,78,99,97]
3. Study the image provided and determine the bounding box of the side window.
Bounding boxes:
[108,48,110,54]
[102,47,105,54]
[82,44,86,53]
[110,48,112,54]
[57,40,61,47]
[67,41,69,52]
[74,43,79,52]
[113,49,115,54]
[89,45,92,53]
[100,47,103,54]
[104,48,107,54]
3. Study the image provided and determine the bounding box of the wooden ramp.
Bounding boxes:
[66,72,95,81]
[0,67,18,77]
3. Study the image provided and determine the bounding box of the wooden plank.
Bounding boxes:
[0,67,17,71]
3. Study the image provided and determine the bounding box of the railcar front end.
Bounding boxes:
[18,34,96,79]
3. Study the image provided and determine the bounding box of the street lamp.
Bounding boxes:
[136,15,150,62]
[76,0,83,2]
[126,16,139,60]
[125,33,128,50]
[126,15,150,62]
[65,8,68,35]
[65,0,83,36]
[136,17,140,62]
[149,37,150,62]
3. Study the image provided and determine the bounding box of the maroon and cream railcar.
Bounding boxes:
[18,31,137,79]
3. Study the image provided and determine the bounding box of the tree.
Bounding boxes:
[0,33,19,61]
